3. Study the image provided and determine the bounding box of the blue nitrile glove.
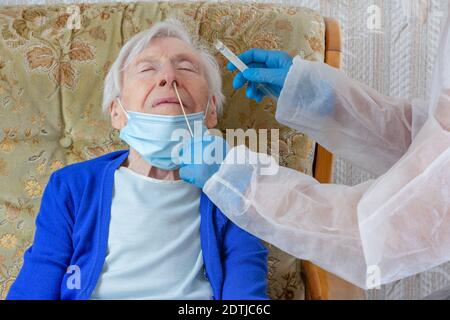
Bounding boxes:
[179,135,230,189]
[227,48,293,102]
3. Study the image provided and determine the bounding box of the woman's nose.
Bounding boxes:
[158,64,177,87]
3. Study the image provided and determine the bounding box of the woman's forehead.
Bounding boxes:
[133,37,200,64]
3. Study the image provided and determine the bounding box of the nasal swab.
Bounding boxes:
[172,80,194,137]
[214,40,278,102]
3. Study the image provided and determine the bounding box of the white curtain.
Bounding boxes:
[2,0,448,300]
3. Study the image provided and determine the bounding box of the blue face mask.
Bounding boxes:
[117,97,209,170]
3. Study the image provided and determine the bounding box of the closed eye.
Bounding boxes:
[178,67,195,72]
[140,67,155,73]
[177,60,198,73]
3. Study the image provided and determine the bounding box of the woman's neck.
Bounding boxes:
[122,148,180,181]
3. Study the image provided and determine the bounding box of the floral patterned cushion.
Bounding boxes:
[0,1,325,300]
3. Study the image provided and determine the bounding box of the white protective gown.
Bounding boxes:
[204,9,450,289]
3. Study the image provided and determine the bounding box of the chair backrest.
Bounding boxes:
[0,1,331,300]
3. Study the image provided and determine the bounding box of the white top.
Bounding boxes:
[90,166,213,300]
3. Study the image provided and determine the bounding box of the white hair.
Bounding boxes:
[102,18,225,115]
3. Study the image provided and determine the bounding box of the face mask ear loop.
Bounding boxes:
[116,97,130,120]
[203,97,211,121]
[172,81,194,138]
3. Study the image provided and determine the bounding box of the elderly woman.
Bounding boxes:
[7,19,268,300]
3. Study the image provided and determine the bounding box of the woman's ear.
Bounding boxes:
[205,96,218,129]
[109,99,127,130]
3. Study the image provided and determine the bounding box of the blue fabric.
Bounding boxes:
[6,149,268,300]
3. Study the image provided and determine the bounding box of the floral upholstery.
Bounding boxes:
[0,1,325,299]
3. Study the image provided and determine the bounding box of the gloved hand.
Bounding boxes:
[227,48,293,102]
[179,135,230,189]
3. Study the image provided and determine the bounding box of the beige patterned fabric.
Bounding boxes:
[0,1,325,299]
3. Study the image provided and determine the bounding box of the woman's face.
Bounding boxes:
[110,37,218,129]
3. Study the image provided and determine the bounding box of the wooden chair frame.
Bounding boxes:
[302,17,364,300]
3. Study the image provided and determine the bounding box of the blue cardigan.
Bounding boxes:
[7,150,268,300]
